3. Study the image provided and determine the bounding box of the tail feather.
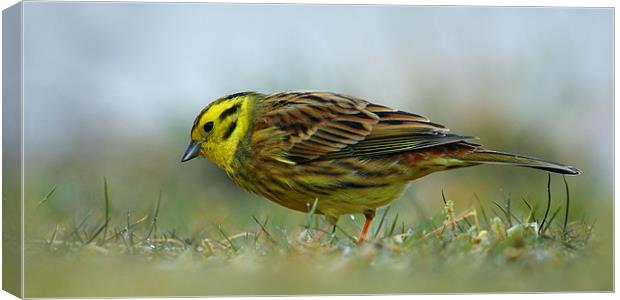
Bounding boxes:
[460,149,581,175]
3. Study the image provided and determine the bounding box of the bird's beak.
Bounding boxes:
[181,141,202,162]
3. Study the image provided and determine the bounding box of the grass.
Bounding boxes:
[23,175,611,297]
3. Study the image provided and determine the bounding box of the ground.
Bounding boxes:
[22,177,612,297]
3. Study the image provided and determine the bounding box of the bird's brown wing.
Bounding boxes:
[254,91,476,164]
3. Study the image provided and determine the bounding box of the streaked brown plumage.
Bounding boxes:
[182,91,581,242]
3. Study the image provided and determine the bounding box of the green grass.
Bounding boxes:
[23,175,611,297]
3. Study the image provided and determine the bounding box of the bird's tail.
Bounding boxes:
[459,149,581,175]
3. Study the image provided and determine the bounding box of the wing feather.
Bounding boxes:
[254,91,475,163]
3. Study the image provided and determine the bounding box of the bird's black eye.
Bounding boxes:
[203,121,214,133]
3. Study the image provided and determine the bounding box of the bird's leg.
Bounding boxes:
[358,209,376,243]
[314,222,332,240]
[314,215,338,241]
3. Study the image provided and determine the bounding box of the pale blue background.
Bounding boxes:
[20,3,613,214]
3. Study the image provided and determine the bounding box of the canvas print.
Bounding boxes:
[2,1,613,297]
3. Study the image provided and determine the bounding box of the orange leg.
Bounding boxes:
[357,210,376,243]
[314,222,335,241]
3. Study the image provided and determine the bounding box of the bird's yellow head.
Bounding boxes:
[182,92,259,173]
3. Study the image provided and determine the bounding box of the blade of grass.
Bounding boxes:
[489,207,505,223]
[474,193,490,229]
[562,175,570,237]
[252,215,276,245]
[145,190,162,240]
[373,205,391,239]
[387,213,399,237]
[541,207,562,236]
[47,225,59,248]
[429,215,439,232]
[113,227,121,243]
[119,227,131,251]
[502,191,512,227]
[521,196,538,224]
[127,211,133,248]
[215,224,238,252]
[101,177,111,243]
[305,198,319,230]
[492,201,520,225]
[85,223,107,245]
[104,214,147,243]
[461,215,473,228]
[314,215,320,232]
[69,212,92,244]
[36,185,57,209]
[539,173,552,235]
[335,224,358,244]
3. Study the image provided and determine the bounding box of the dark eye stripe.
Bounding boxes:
[222,120,238,140]
[219,104,241,121]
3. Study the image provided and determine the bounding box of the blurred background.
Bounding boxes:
[17,2,612,296]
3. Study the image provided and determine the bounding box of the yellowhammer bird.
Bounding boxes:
[182,91,580,243]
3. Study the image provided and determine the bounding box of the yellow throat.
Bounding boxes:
[187,92,258,174]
